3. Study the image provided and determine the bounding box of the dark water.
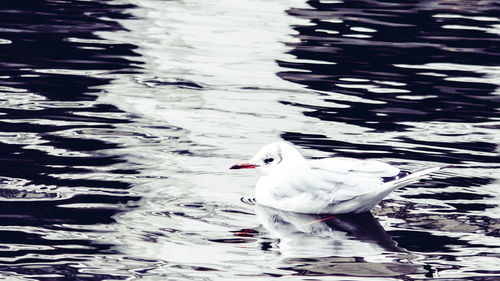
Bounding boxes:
[0,0,499,280]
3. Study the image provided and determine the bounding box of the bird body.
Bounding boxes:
[231,141,443,214]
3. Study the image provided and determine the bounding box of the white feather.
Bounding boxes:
[235,141,444,214]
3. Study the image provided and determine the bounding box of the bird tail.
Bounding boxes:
[382,166,447,191]
[359,166,448,213]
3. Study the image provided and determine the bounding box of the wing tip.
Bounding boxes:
[384,164,450,185]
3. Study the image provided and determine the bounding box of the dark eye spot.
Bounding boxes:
[264,158,274,164]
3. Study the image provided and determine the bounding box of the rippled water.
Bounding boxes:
[0,0,499,280]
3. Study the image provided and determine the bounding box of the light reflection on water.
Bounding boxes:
[0,0,498,280]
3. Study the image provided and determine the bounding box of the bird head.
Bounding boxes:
[230,141,304,175]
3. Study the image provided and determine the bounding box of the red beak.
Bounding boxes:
[230,163,259,170]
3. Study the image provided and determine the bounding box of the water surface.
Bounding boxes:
[0,0,499,280]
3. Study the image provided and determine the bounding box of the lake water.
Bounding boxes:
[0,0,499,280]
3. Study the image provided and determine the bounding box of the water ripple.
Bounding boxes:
[0,0,498,280]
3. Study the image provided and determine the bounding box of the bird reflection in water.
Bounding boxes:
[254,204,402,257]
[251,204,428,277]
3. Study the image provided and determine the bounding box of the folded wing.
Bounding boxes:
[303,157,401,202]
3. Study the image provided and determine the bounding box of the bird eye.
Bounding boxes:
[264,158,274,164]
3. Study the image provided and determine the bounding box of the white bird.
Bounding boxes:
[230,141,445,214]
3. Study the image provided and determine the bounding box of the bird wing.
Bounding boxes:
[311,157,400,177]
[303,157,401,202]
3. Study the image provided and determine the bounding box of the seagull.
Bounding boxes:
[230,141,445,214]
